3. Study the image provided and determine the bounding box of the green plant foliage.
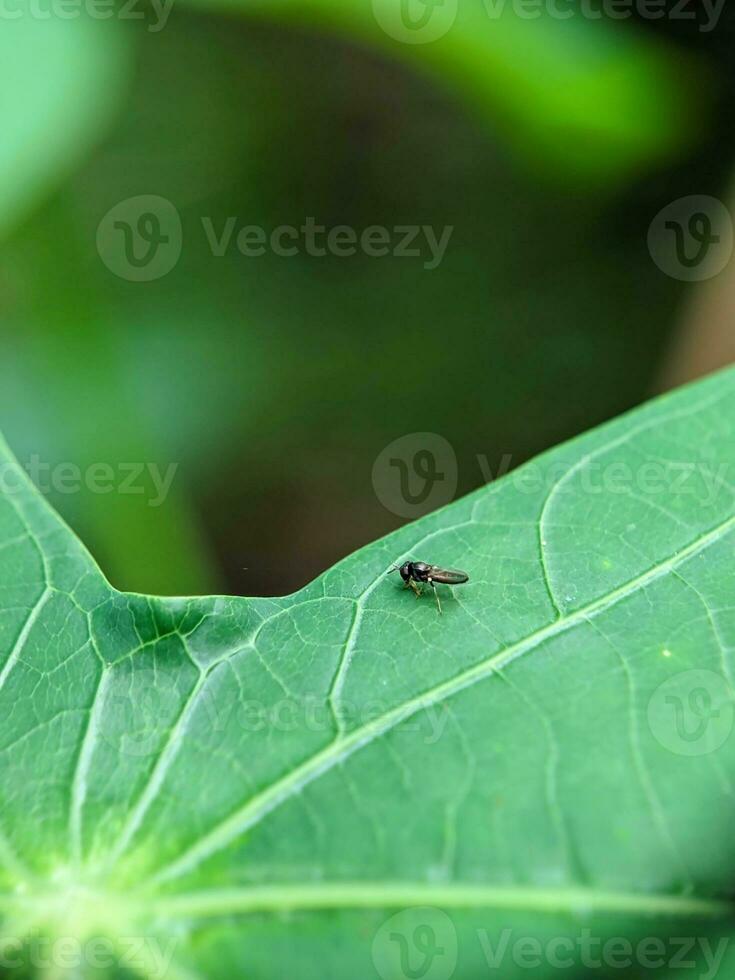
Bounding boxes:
[182,0,703,182]
[0,11,697,597]
[0,13,132,238]
[1,369,734,977]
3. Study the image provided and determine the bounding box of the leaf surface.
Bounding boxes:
[1,370,735,977]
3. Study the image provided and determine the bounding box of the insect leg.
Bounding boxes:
[429,580,442,614]
[409,580,423,599]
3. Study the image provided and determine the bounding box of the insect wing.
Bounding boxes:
[429,566,469,584]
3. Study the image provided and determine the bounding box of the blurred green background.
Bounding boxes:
[1,0,733,597]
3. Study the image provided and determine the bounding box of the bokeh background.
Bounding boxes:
[2,0,735,597]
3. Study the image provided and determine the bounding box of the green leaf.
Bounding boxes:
[0,13,131,239]
[1,368,735,978]
[181,0,703,183]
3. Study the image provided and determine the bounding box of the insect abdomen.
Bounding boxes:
[430,568,469,584]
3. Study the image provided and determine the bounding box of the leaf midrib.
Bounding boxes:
[4,884,728,921]
[148,883,734,918]
[0,883,730,922]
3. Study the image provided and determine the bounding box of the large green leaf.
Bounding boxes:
[1,369,735,978]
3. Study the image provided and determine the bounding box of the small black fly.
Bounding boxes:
[389,560,469,614]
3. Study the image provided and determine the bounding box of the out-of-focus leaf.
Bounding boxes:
[0,12,688,596]
[0,11,132,238]
[0,195,222,598]
[181,0,703,182]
